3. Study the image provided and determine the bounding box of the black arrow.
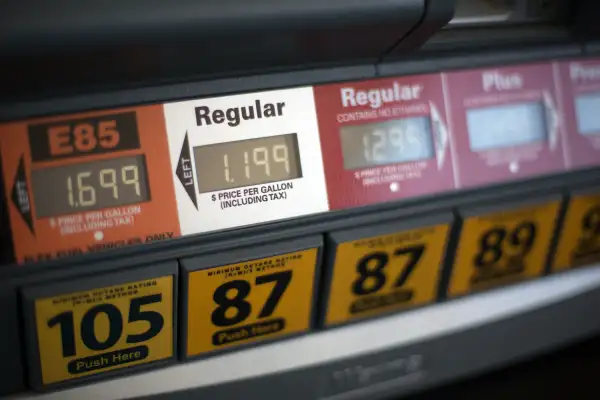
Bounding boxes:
[175,132,198,209]
[11,156,34,235]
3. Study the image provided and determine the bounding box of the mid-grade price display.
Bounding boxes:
[340,117,434,170]
[554,192,600,271]
[183,245,319,358]
[575,93,600,136]
[31,155,150,217]
[25,273,174,386]
[448,200,560,297]
[466,102,547,151]
[324,219,451,327]
[193,133,302,193]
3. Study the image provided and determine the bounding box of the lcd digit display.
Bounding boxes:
[339,117,435,170]
[575,93,600,136]
[466,102,547,151]
[31,155,150,218]
[193,133,302,193]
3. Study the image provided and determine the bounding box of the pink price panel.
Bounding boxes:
[314,74,456,210]
[441,62,567,189]
[558,58,600,170]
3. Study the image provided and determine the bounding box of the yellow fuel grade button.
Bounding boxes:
[554,190,600,272]
[182,236,321,359]
[22,263,177,388]
[323,214,453,327]
[448,198,561,297]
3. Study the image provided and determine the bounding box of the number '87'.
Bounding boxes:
[48,294,164,358]
[211,271,292,327]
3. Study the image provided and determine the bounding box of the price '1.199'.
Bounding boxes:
[193,133,303,193]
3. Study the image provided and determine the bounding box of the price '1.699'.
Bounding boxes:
[31,155,150,218]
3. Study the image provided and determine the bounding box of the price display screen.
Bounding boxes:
[193,133,302,193]
[575,93,600,136]
[466,102,547,151]
[339,117,434,170]
[31,155,150,218]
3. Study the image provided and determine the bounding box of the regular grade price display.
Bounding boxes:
[23,269,175,387]
[553,191,600,272]
[323,218,451,327]
[182,241,320,358]
[166,87,329,236]
[194,133,302,193]
[448,200,561,298]
[340,117,435,170]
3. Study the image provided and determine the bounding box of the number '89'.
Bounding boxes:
[473,222,537,268]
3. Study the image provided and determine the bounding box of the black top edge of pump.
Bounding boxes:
[0,0,450,102]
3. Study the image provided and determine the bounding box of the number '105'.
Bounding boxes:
[47,294,164,358]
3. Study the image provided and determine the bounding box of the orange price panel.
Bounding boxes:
[22,262,177,389]
[322,214,453,328]
[182,237,321,359]
[553,188,600,272]
[0,106,180,264]
[448,197,562,298]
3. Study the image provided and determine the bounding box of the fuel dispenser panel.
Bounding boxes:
[1,54,600,396]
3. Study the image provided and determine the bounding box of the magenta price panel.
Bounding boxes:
[557,58,600,170]
[314,74,456,210]
[443,62,567,189]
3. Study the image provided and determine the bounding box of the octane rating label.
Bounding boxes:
[554,192,600,271]
[185,248,318,357]
[324,223,450,326]
[32,276,174,385]
[448,201,560,297]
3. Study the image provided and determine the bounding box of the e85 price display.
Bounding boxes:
[323,215,452,327]
[0,106,180,264]
[553,190,600,271]
[22,263,177,388]
[448,199,561,297]
[182,237,321,359]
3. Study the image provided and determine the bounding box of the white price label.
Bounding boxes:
[163,87,329,235]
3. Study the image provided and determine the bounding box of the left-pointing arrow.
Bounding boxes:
[11,156,34,235]
[176,132,198,209]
